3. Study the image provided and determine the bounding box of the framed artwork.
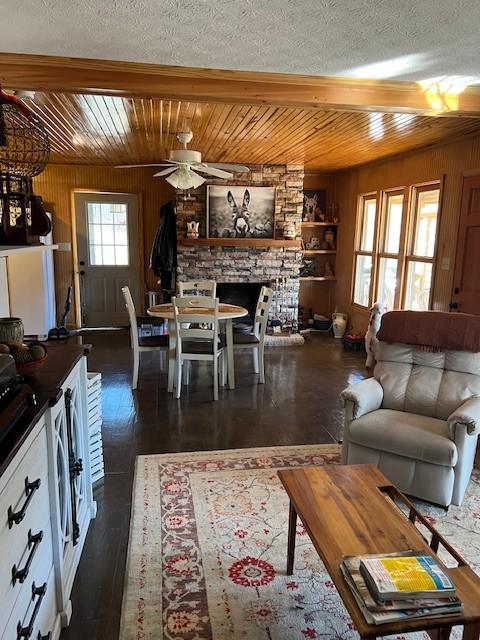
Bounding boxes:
[303,189,327,222]
[206,185,275,238]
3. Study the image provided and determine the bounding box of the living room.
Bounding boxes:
[1,2,480,639]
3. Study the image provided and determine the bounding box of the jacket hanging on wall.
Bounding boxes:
[150,200,177,291]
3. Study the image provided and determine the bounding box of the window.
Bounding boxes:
[87,202,129,265]
[353,196,377,307]
[403,187,440,310]
[375,190,406,310]
[352,183,440,310]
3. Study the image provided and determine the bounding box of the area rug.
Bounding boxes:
[120,445,480,640]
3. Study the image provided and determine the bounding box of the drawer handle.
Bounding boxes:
[12,529,44,585]
[37,633,51,640]
[16,582,47,640]
[8,478,41,529]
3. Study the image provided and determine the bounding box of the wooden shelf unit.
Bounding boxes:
[178,238,301,249]
[301,222,339,227]
[301,249,336,255]
[299,221,338,319]
[300,276,336,282]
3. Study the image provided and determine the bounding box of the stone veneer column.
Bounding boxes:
[175,164,304,330]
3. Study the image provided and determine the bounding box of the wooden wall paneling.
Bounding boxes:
[333,134,480,332]
[33,165,175,326]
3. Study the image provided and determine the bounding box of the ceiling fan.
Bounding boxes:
[116,131,249,189]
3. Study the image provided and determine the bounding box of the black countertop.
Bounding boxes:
[0,344,90,478]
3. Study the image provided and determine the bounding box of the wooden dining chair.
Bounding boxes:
[172,296,225,400]
[233,286,274,384]
[178,280,217,297]
[122,286,168,389]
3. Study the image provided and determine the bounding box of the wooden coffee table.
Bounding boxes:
[278,464,480,639]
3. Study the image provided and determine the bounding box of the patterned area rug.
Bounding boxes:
[120,445,480,640]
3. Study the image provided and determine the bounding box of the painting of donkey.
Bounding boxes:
[207,185,275,238]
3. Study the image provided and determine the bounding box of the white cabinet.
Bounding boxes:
[0,354,95,639]
[0,419,60,640]
[45,356,95,626]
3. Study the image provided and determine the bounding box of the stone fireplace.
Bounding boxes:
[176,164,304,332]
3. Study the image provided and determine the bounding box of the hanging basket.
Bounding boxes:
[0,91,50,178]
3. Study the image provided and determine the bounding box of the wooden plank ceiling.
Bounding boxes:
[26,93,480,171]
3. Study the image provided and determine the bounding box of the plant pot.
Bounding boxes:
[0,317,24,344]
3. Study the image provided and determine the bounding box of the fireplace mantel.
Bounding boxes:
[178,238,301,249]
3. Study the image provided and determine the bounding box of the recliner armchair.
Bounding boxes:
[340,341,480,506]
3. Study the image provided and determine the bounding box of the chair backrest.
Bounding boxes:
[178,280,217,298]
[253,286,274,340]
[375,341,480,420]
[121,286,138,349]
[172,296,220,353]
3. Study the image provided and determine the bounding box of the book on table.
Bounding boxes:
[340,551,462,626]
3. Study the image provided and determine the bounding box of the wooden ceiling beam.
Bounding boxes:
[2,53,480,118]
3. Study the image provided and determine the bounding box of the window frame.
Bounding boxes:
[401,182,442,310]
[352,193,379,309]
[375,187,408,309]
[351,181,441,311]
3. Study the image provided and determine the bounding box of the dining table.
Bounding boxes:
[147,302,249,392]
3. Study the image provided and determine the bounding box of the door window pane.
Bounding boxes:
[404,261,433,310]
[384,193,404,253]
[413,189,439,257]
[353,255,373,307]
[360,198,376,251]
[377,257,398,310]
[115,245,129,265]
[87,202,129,266]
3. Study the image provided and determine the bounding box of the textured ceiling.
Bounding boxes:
[26,93,480,170]
[2,0,480,83]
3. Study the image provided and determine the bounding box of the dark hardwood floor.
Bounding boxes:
[61,332,365,640]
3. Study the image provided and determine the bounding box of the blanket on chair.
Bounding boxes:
[377,310,480,353]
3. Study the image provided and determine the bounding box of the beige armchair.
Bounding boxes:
[340,341,480,507]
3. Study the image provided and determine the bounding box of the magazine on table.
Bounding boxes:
[359,552,456,601]
[341,564,462,625]
[340,551,461,626]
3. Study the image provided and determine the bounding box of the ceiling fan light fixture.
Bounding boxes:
[165,167,205,190]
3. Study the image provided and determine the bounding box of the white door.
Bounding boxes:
[75,192,141,327]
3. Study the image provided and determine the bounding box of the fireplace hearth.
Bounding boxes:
[217,282,269,332]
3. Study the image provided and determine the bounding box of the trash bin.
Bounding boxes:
[145,290,162,309]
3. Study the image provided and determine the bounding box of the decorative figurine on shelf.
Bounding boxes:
[332,311,348,339]
[310,236,320,249]
[365,300,388,369]
[299,258,316,277]
[186,221,199,238]
[324,227,336,250]
[324,261,334,277]
[283,221,296,240]
[327,202,339,222]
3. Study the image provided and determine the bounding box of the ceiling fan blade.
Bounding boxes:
[153,167,179,177]
[194,165,233,179]
[206,163,250,173]
[115,163,170,168]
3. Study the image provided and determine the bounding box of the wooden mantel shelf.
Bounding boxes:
[178,238,302,249]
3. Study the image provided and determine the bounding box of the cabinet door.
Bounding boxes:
[65,379,88,546]
[47,399,75,623]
